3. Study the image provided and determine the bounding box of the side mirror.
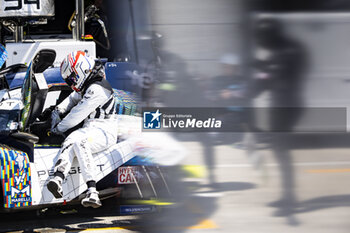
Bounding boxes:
[32,49,56,73]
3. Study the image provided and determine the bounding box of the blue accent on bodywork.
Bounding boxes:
[124,156,155,166]
[0,45,8,69]
[42,67,65,84]
[7,72,26,89]
[7,67,65,89]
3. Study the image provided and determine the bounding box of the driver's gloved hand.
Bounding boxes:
[39,106,55,121]
[50,127,65,137]
[51,108,62,131]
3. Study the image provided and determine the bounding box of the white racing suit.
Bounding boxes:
[52,77,117,183]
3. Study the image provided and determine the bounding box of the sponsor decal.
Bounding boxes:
[120,205,156,215]
[118,166,138,184]
[37,164,105,178]
[0,147,32,208]
[11,186,31,203]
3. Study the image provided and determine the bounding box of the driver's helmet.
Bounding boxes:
[60,51,95,92]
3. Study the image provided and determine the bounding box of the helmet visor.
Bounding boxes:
[65,72,78,87]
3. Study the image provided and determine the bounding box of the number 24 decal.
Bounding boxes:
[4,0,40,11]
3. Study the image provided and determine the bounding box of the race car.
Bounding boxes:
[0,49,186,213]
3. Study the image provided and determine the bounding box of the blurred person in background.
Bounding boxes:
[201,53,247,187]
[150,32,199,107]
[207,54,246,108]
[248,18,308,216]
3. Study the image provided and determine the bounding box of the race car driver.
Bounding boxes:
[47,51,117,208]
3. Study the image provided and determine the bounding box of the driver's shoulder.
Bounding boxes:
[83,83,110,99]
